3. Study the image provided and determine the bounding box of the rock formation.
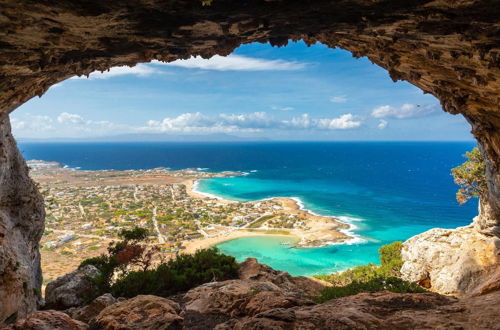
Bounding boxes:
[0,0,499,323]
[0,115,45,324]
[44,265,101,310]
[401,224,500,295]
[7,258,500,329]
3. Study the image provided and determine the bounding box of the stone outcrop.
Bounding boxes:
[91,295,183,330]
[44,265,101,310]
[7,258,500,329]
[238,258,327,297]
[401,224,500,296]
[67,293,116,324]
[2,310,87,330]
[0,115,45,324]
[216,290,500,330]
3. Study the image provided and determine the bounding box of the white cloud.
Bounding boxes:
[330,96,347,103]
[72,64,161,80]
[271,105,294,111]
[57,112,85,124]
[371,103,437,119]
[377,119,388,130]
[10,118,26,130]
[316,114,361,130]
[156,55,307,71]
[284,114,311,129]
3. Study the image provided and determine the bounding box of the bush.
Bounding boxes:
[111,247,239,298]
[313,277,426,303]
[315,241,404,285]
[118,227,149,241]
[378,241,403,277]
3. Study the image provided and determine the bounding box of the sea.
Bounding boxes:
[19,141,478,276]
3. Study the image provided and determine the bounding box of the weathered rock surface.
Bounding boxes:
[67,293,116,324]
[91,295,183,330]
[216,290,500,330]
[401,224,500,295]
[1,310,87,330]
[184,279,313,317]
[0,115,45,324]
[238,258,327,297]
[44,265,101,310]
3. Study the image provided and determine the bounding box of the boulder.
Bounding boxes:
[217,291,462,329]
[68,293,116,324]
[2,310,87,330]
[92,295,182,329]
[238,258,327,297]
[44,265,101,309]
[183,278,313,320]
[401,225,500,295]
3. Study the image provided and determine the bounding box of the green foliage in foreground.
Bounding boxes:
[111,248,239,298]
[79,233,239,301]
[312,241,424,302]
[315,241,404,286]
[451,147,487,205]
[313,277,426,303]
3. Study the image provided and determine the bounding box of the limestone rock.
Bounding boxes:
[68,293,116,324]
[184,279,285,316]
[44,265,101,310]
[2,310,87,330]
[92,295,183,329]
[401,225,500,295]
[239,258,327,297]
[217,291,464,329]
[0,116,45,324]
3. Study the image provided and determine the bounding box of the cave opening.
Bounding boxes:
[1,1,499,325]
[9,40,480,282]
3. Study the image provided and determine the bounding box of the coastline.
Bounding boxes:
[185,177,364,250]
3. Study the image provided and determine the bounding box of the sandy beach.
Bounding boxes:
[183,178,354,251]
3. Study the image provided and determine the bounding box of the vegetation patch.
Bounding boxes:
[313,241,424,302]
[313,277,426,303]
[79,227,239,300]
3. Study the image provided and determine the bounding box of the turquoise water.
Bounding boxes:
[20,141,478,276]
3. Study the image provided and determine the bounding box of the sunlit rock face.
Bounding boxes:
[0,115,45,324]
[401,225,500,296]
[0,0,499,322]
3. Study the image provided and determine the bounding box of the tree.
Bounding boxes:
[451,147,487,205]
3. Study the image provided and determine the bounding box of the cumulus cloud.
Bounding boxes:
[371,103,437,119]
[316,114,361,130]
[330,96,347,103]
[156,55,307,71]
[142,112,362,133]
[57,112,86,124]
[377,119,388,130]
[72,64,161,80]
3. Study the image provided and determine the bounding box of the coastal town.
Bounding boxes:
[28,160,352,283]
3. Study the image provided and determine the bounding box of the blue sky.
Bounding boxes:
[11,41,473,141]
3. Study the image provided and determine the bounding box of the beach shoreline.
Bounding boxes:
[184,177,363,251]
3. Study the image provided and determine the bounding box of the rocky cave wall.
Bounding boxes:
[0,0,499,322]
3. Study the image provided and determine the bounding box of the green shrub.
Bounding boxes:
[378,241,403,277]
[118,227,149,241]
[111,247,239,298]
[313,277,426,303]
[451,147,486,205]
[314,241,404,286]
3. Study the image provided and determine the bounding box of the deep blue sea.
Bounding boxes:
[19,141,478,276]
